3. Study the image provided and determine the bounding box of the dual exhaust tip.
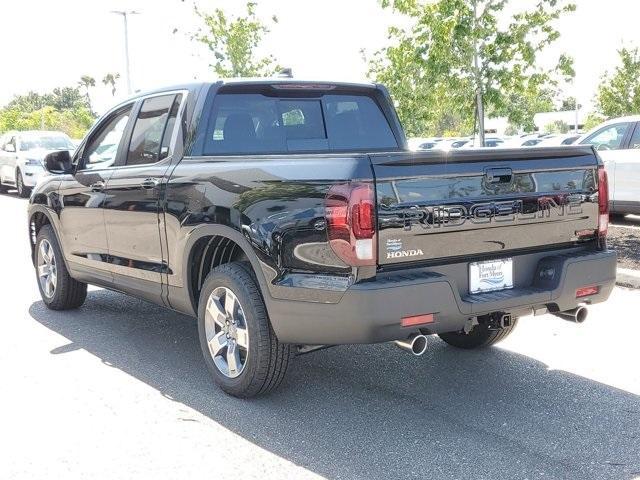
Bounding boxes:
[394,333,428,356]
[553,305,588,324]
[395,306,587,356]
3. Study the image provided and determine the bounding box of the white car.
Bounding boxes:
[433,138,471,150]
[407,137,444,151]
[0,130,76,197]
[537,134,580,146]
[577,115,640,215]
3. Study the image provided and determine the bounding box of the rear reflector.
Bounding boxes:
[597,166,609,241]
[576,285,599,298]
[401,313,435,327]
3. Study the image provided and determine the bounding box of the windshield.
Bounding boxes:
[20,135,75,151]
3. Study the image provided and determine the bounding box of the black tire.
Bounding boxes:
[35,225,87,310]
[438,318,519,349]
[198,262,292,398]
[16,170,30,198]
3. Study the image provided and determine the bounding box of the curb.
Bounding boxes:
[616,268,640,289]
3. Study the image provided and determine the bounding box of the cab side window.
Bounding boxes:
[628,124,640,150]
[583,123,630,151]
[126,94,182,166]
[81,105,133,170]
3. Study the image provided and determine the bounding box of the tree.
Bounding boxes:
[7,91,53,112]
[504,124,519,136]
[583,113,605,132]
[191,2,280,77]
[366,0,576,138]
[0,86,94,137]
[544,120,570,134]
[50,87,90,110]
[102,73,121,96]
[559,97,581,111]
[78,75,96,112]
[595,47,640,118]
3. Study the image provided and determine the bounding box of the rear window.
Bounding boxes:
[203,93,397,155]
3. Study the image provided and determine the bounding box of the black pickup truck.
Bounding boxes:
[29,80,616,397]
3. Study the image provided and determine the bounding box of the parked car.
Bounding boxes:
[577,115,640,215]
[0,130,76,197]
[433,138,471,150]
[28,80,615,398]
[408,137,443,151]
[463,137,505,148]
[537,134,581,146]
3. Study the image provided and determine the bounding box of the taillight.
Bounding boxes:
[597,166,609,242]
[325,182,376,266]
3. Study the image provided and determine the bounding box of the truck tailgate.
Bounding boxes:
[372,146,601,266]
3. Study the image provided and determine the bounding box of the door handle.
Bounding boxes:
[90,181,105,192]
[140,177,160,189]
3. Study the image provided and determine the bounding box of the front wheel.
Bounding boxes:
[438,318,519,349]
[35,225,87,310]
[198,263,292,398]
[16,170,30,198]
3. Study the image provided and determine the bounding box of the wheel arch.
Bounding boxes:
[182,224,272,316]
[28,206,67,269]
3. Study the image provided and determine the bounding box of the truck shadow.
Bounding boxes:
[29,291,640,480]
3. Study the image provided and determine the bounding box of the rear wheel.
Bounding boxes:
[35,225,87,310]
[16,170,30,198]
[198,262,292,398]
[438,318,518,349]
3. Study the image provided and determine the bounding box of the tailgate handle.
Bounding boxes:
[485,167,512,183]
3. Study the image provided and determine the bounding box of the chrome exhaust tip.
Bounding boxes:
[554,306,588,324]
[394,334,428,356]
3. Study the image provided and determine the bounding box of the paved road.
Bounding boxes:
[1,191,639,480]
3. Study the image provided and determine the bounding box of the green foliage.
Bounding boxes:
[193,2,280,77]
[366,0,575,137]
[559,96,580,111]
[78,75,96,113]
[583,113,606,132]
[595,47,640,118]
[544,120,570,134]
[504,124,519,136]
[0,86,95,138]
[102,73,121,96]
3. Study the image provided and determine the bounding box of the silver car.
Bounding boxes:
[0,130,76,197]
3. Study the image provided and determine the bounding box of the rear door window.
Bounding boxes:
[127,94,182,166]
[203,92,397,155]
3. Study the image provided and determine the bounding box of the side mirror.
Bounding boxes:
[44,150,74,174]
[5,144,15,153]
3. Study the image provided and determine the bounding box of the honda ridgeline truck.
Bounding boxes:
[28,80,616,397]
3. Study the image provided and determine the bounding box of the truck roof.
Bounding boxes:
[126,78,379,101]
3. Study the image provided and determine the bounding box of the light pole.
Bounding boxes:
[472,1,485,147]
[111,10,140,95]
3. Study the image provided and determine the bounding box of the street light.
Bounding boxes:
[110,10,140,95]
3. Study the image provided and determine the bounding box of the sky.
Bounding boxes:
[1,0,639,116]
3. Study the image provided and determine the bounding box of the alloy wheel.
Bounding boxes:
[204,287,249,378]
[17,172,24,196]
[37,239,57,298]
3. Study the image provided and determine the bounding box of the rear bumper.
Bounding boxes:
[267,249,617,344]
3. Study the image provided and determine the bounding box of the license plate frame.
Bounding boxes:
[469,258,514,294]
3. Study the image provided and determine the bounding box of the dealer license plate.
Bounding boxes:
[469,258,513,294]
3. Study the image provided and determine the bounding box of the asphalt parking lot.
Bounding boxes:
[1,190,639,480]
